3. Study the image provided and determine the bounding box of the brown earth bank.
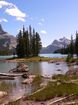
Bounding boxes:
[4,57,65,62]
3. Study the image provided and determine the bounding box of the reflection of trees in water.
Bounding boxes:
[29,62,42,75]
[0,81,16,93]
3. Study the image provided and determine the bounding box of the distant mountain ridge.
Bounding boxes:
[0,24,70,54]
[0,24,16,50]
[40,37,70,53]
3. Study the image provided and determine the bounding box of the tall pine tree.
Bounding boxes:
[23,30,30,57]
[35,32,42,56]
[16,30,25,58]
[29,25,32,56]
[75,31,78,58]
[69,35,74,58]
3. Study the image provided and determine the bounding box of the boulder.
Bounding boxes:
[9,63,29,73]
[0,91,7,98]
[22,75,35,84]
[22,78,33,84]
[22,73,29,78]
[16,63,29,72]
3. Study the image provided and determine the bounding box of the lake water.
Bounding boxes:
[0,53,67,60]
[0,54,70,103]
[39,53,67,58]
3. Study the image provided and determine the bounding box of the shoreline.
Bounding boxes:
[1,57,65,63]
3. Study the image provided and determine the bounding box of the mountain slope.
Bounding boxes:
[0,24,16,50]
[40,37,70,53]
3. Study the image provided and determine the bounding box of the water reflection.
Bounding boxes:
[28,62,42,75]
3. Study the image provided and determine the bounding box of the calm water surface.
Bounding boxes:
[0,61,68,76]
[39,53,67,58]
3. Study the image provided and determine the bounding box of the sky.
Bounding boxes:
[0,0,78,47]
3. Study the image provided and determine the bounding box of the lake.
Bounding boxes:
[0,53,67,60]
[0,54,70,103]
[39,53,67,58]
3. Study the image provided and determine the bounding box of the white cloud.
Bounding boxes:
[0,1,11,7]
[0,18,8,22]
[0,5,2,8]
[0,0,26,21]
[38,22,42,25]
[2,18,8,22]
[5,7,26,18]
[40,30,47,34]
[38,18,45,26]
[16,17,25,22]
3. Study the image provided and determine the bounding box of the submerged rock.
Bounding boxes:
[57,69,62,71]
[56,62,60,65]
[48,60,56,63]
[66,68,78,76]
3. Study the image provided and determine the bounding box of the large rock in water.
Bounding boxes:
[66,68,78,76]
[10,63,29,73]
[17,63,29,72]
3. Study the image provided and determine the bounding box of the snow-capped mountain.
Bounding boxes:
[40,37,70,53]
[52,37,70,48]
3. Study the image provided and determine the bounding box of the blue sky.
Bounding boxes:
[0,0,78,47]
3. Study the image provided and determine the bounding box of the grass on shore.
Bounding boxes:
[0,81,13,92]
[26,81,78,101]
[52,74,78,82]
[7,56,65,62]
[25,74,78,101]
[32,75,42,91]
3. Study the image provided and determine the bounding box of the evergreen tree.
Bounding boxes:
[23,30,30,57]
[75,31,78,58]
[35,32,42,56]
[16,30,25,58]
[32,29,36,56]
[69,35,74,58]
[29,25,32,56]
[16,25,42,58]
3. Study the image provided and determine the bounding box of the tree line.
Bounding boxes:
[16,25,42,58]
[68,31,78,58]
[54,31,78,59]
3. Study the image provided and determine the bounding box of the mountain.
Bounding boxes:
[40,37,70,53]
[0,24,16,51]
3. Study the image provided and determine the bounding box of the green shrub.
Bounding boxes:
[32,75,42,91]
[52,74,71,81]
